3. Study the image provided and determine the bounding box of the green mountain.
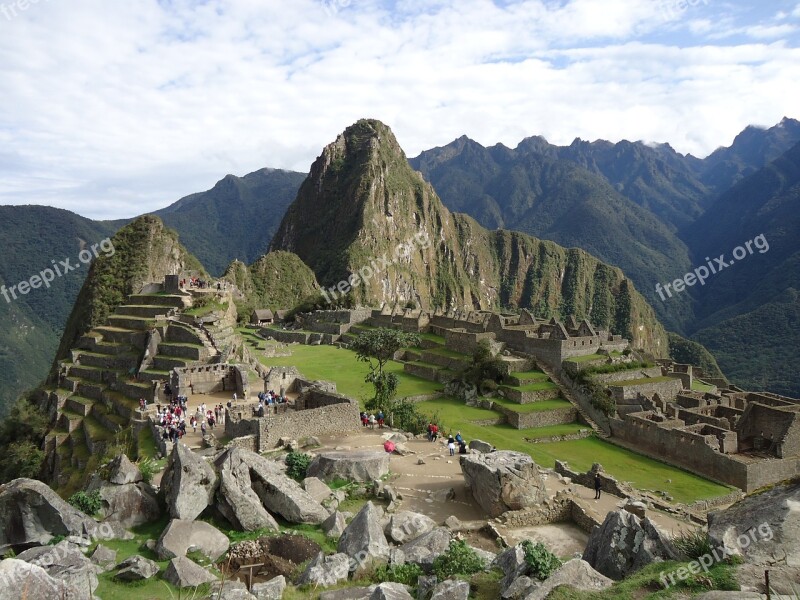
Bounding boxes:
[153,168,306,276]
[409,136,695,331]
[270,119,669,355]
[0,207,116,414]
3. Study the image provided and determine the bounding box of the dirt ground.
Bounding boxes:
[314,427,699,549]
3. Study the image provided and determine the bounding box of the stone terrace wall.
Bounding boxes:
[494,405,577,429]
[173,364,245,396]
[591,366,663,384]
[609,377,683,403]
[444,329,495,355]
[256,401,360,450]
[498,386,560,404]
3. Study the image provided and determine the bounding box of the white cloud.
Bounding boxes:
[0,0,798,219]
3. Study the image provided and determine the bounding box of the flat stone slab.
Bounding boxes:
[307,450,390,483]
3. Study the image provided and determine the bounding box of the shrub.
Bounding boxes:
[137,457,156,484]
[432,539,485,579]
[673,529,714,561]
[68,490,103,516]
[285,451,311,480]
[374,562,423,586]
[521,540,562,580]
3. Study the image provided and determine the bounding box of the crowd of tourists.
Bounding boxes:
[154,382,227,443]
[427,423,467,455]
[253,390,288,416]
[359,410,386,429]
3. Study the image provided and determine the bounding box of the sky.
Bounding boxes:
[0,0,798,220]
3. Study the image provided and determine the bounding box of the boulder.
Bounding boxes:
[0,478,108,552]
[524,559,613,599]
[155,518,230,561]
[0,558,80,599]
[161,443,218,521]
[251,575,287,600]
[302,436,322,448]
[708,481,800,567]
[320,587,375,600]
[217,447,328,525]
[624,500,647,519]
[322,510,347,538]
[106,454,143,484]
[87,480,162,528]
[214,448,280,532]
[492,544,528,592]
[384,511,436,543]
[417,575,438,600]
[296,551,351,586]
[468,440,493,454]
[459,452,545,517]
[430,579,470,600]
[89,544,117,570]
[303,476,334,504]
[338,502,391,569]
[384,433,407,444]
[307,450,390,483]
[163,556,218,588]
[211,580,258,600]
[16,540,99,599]
[370,582,414,599]
[394,527,451,572]
[500,575,534,599]
[114,554,159,581]
[582,509,678,580]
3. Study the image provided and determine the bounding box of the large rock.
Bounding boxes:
[384,511,436,544]
[370,582,414,599]
[163,556,218,588]
[89,544,117,570]
[214,448,280,532]
[582,509,679,580]
[468,440,494,454]
[338,501,391,569]
[492,544,529,592]
[393,527,451,572]
[87,479,162,528]
[114,554,159,581]
[161,443,218,521]
[106,454,143,484]
[0,558,80,599]
[430,579,470,600]
[322,510,347,538]
[708,481,800,567]
[303,477,334,503]
[459,451,545,517]
[155,519,230,561]
[251,575,286,600]
[0,478,110,553]
[218,447,328,525]
[15,540,99,599]
[211,580,258,600]
[524,558,613,599]
[307,450,390,483]
[296,551,351,586]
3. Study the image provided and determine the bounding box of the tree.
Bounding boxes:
[350,327,420,411]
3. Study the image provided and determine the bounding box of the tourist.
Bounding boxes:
[447,434,456,456]
[368,414,376,429]
[458,439,467,454]
[431,423,439,442]
[361,412,369,427]
[190,415,197,433]
[594,473,602,500]
[427,422,433,441]
[455,431,463,443]
[377,410,384,429]
[201,421,207,436]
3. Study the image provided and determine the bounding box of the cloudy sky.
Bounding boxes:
[1,0,798,219]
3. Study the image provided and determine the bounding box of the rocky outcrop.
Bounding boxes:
[338,502,391,569]
[86,471,161,529]
[15,541,99,599]
[251,575,287,600]
[114,555,159,581]
[296,551,350,587]
[392,528,451,573]
[524,559,613,599]
[89,544,117,570]
[161,443,218,521]
[106,454,143,484]
[322,510,347,538]
[492,544,529,592]
[430,579,470,600]
[459,452,545,517]
[582,509,678,580]
[303,477,333,504]
[0,478,108,552]
[0,558,80,600]
[307,450,390,483]
[163,556,218,588]
[468,440,493,454]
[708,481,799,567]
[384,511,436,543]
[155,519,230,561]
[319,583,414,600]
[214,449,280,532]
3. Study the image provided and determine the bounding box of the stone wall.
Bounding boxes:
[494,405,577,429]
[444,329,495,355]
[590,366,663,384]
[554,460,634,499]
[264,366,301,396]
[498,386,560,404]
[256,401,360,450]
[499,495,602,534]
[608,377,683,403]
[172,364,247,397]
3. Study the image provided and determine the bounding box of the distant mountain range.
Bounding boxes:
[0,117,798,413]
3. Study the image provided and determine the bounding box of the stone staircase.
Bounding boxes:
[43,292,221,487]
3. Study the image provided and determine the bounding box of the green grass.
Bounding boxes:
[509,370,549,380]
[565,353,607,363]
[415,398,732,504]
[424,346,471,359]
[523,423,589,439]
[502,380,559,392]
[258,344,442,403]
[418,332,445,345]
[691,380,715,392]
[491,397,572,413]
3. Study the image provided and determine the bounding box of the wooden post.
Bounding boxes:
[765,569,770,600]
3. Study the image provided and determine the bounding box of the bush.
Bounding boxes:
[521,540,562,580]
[673,529,714,561]
[432,539,485,579]
[374,562,423,586]
[285,451,311,480]
[68,490,103,516]
[137,457,156,484]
